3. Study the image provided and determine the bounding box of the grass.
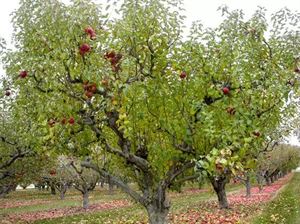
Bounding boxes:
[2,179,291,224]
[0,183,241,224]
[32,184,243,224]
[251,172,300,224]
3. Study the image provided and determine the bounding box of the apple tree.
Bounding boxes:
[2,0,300,223]
[189,7,300,207]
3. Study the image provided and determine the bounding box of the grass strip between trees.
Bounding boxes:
[252,172,300,224]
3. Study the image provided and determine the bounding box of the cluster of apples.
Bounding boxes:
[48,117,75,127]
[79,26,96,56]
[83,81,97,98]
[104,50,123,72]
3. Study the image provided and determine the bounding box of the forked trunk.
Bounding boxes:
[210,176,229,209]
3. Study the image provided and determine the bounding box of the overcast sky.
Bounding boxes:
[0,0,299,144]
[1,0,299,45]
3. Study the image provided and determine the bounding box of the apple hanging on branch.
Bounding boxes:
[19,70,28,78]
[84,26,96,40]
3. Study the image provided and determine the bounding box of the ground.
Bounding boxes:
[0,173,296,224]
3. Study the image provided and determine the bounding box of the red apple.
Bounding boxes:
[89,83,97,93]
[180,71,187,79]
[79,43,91,56]
[5,91,11,96]
[19,70,28,78]
[222,87,230,95]
[84,27,96,39]
[85,91,93,98]
[69,117,75,125]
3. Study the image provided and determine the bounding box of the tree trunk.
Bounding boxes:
[245,174,251,197]
[209,176,229,209]
[265,176,271,186]
[50,185,56,195]
[256,172,264,192]
[82,191,89,209]
[147,205,169,224]
[60,191,65,200]
[108,176,114,195]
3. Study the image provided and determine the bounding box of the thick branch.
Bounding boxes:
[81,161,145,205]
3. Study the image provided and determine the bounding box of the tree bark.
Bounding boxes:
[256,172,264,192]
[147,204,169,224]
[265,176,271,186]
[60,191,65,200]
[50,185,56,195]
[209,176,229,209]
[245,174,251,197]
[82,191,89,209]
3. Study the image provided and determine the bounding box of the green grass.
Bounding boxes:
[252,173,300,224]
[0,183,243,224]
[33,184,243,224]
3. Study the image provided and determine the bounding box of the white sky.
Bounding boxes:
[0,0,299,145]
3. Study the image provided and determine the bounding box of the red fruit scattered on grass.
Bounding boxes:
[79,43,91,56]
[69,117,75,125]
[19,70,28,78]
[180,71,187,79]
[222,87,230,95]
[5,91,11,96]
[84,27,96,39]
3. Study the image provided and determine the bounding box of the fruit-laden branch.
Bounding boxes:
[81,160,145,205]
